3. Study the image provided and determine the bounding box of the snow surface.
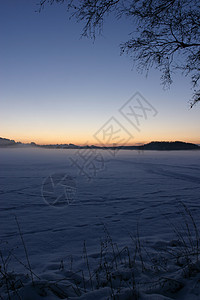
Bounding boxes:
[0,148,200,299]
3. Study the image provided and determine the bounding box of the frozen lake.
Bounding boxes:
[1,147,200,299]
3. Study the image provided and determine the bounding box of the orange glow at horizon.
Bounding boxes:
[2,113,200,147]
[3,134,200,146]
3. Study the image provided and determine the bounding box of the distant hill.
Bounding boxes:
[0,137,33,147]
[137,141,200,150]
[0,137,17,147]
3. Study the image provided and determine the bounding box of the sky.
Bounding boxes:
[0,0,200,146]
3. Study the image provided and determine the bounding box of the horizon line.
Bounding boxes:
[0,137,200,147]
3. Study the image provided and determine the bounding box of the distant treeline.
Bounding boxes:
[0,137,199,151]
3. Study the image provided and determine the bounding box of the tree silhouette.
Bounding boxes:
[38,0,200,106]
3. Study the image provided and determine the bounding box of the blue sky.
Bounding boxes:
[0,0,199,145]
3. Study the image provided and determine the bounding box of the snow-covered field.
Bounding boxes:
[1,148,200,299]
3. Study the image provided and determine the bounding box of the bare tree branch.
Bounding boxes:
[38,0,200,106]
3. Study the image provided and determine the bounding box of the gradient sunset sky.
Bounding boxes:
[1,0,199,146]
